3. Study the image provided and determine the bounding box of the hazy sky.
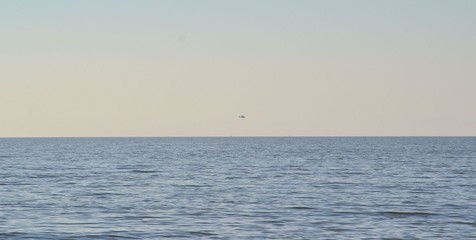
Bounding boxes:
[1,0,475,137]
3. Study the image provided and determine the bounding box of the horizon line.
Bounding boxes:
[1,135,475,139]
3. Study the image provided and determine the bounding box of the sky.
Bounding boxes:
[1,0,475,137]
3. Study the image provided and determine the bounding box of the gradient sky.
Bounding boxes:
[1,0,475,137]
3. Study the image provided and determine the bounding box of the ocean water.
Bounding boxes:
[0,137,475,239]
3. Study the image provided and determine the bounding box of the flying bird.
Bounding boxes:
[239,115,246,119]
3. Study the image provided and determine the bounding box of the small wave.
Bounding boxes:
[3,182,34,186]
[123,215,164,220]
[74,233,140,239]
[325,227,348,232]
[311,221,329,225]
[60,222,97,226]
[379,211,437,217]
[28,174,57,179]
[0,233,61,240]
[130,170,157,173]
[174,184,212,188]
[118,164,154,169]
[187,231,217,237]
[224,176,241,180]
[0,232,24,237]
[285,206,316,210]
[90,192,126,198]
[450,221,476,226]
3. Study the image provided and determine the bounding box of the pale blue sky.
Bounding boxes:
[1,0,475,136]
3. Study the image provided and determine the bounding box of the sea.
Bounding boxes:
[0,137,475,239]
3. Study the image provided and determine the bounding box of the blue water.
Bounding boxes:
[1,137,475,239]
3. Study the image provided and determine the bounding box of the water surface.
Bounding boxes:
[1,137,475,239]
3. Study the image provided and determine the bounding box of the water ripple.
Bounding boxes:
[0,137,475,239]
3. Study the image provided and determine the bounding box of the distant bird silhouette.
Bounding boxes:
[238,115,246,119]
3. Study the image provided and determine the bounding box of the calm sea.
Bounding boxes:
[0,137,475,239]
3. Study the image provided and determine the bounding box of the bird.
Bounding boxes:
[238,115,246,119]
